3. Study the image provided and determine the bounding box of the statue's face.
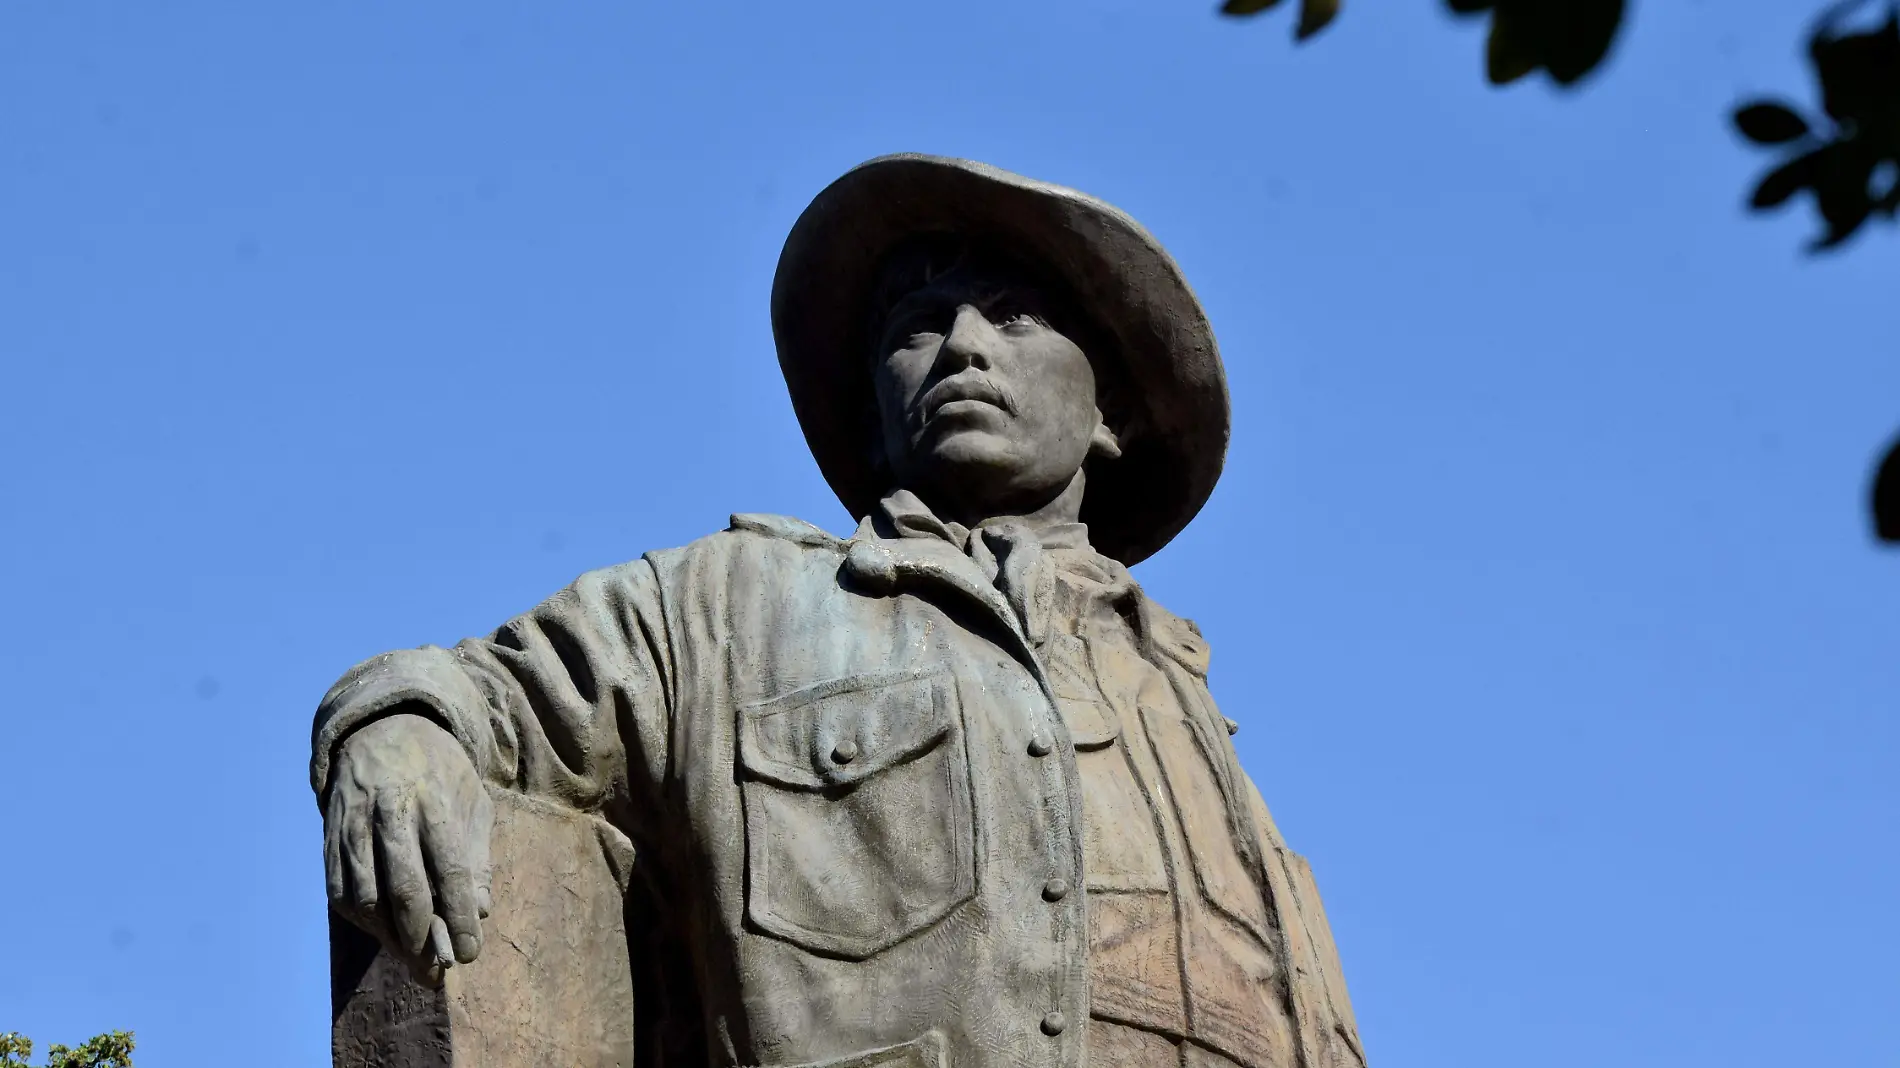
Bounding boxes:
[871,262,1113,519]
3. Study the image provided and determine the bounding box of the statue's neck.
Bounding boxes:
[911,468,1086,534]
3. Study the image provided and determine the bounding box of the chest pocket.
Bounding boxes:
[737,669,975,960]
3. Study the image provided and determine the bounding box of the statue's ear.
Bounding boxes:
[1089,409,1123,461]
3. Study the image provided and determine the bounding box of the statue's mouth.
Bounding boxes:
[918,375,1015,423]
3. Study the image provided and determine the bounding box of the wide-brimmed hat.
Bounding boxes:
[770,154,1229,565]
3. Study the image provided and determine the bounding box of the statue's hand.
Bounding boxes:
[324,713,494,980]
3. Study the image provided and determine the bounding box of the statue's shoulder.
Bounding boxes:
[1139,593,1213,679]
[724,512,849,549]
[642,509,836,562]
[636,514,849,601]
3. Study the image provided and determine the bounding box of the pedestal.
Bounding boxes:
[329,788,638,1068]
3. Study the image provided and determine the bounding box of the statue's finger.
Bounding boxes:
[324,802,347,911]
[428,916,457,971]
[338,788,380,921]
[470,788,495,919]
[420,802,484,964]
[374,796,435,958]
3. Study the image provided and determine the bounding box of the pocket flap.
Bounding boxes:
[1044,635,1121,751]
[1059,697,1121,751]
[748,1031,946,1068]
[740,670,956,790]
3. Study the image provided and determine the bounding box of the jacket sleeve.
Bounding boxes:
[309,559,675,826]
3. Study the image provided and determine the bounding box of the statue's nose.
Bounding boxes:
[938,304,996,372]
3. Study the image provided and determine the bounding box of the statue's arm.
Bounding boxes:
[313,558,674,811]
[311,559,675,976]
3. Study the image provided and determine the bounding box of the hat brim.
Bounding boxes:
[770,154,1229,566]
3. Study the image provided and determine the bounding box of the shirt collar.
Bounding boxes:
[875,488,1093,554]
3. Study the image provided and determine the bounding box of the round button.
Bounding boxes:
[831,739,860,764]
[1027,735,1053,757]
[1040,1011,1067,1036]
[1042,877,1070,902]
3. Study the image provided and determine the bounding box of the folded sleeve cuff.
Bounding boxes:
[309,645,496,799]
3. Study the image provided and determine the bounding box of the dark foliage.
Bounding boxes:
[1446,0,1626,86]
[1734,2,1900,251]
[1218,0,1900,543]
[1219,0,1900,255]
[1220,0,1340,41]
[1730,2,1900,540]
[1221,0,1628,83]
[1873,435,1900,542]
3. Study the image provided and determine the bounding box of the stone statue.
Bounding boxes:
[315,155,1367,1068]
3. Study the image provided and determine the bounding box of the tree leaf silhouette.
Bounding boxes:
[1488,11,1540,84]
[1811,142,1880,246]
[1297,0,1341,39]
[1543,0,1627,83]
[1220,0,1338,40]
[1751,149,1823,207]
[1812,5,1900,124]
[1871,434,1900,541]
[1735,101,1813,143]
[1221,0,1287,15]
[1451,0,1628,88]
[1737,3,1900,250]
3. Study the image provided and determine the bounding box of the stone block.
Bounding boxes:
[330,788,637,1068]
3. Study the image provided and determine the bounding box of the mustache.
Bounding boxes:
[915,374,1018,421]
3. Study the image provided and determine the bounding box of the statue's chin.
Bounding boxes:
[918,427,1019,472]
[903,436,1086,521]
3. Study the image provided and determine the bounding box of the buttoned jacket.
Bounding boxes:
[311,514,1364,1068]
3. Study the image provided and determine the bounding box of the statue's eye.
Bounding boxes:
[882,309,943,349]
[995,311,1039,332]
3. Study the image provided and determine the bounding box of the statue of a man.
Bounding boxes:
[314,156,1366,1068]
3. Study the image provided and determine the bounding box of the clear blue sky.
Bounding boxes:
[2,3,1894,1066]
